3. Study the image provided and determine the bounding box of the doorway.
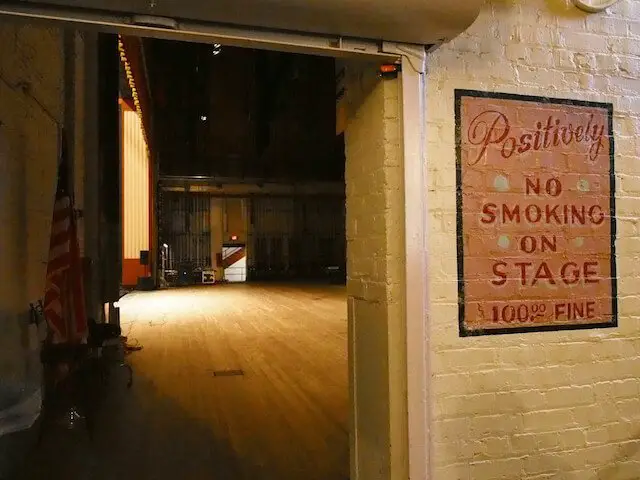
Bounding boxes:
[117,40,350,479]
[0,10,429,479]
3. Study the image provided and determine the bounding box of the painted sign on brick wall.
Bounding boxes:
[455,90,616,336]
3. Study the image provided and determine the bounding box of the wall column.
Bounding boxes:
[98,33,121,322]
[0,24,64,382]
[83,31,101,321]
[210,198,224,280]
[345,62,408,480]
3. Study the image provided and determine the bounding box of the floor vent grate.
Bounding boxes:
[210,369,244,377]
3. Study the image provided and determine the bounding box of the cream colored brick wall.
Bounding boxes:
[344,63,408,480]
[0,22,63,382]
[426,1,640,478]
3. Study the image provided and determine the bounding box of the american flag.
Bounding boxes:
[43,131,88,344]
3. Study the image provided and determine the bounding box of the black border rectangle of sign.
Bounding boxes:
[454,89,617,337]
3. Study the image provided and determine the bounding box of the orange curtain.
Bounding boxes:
[119,35,153,155]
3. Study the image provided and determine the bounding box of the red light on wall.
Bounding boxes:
[380,64,398,73]
[231,235,238,241]
[379,63,401,79]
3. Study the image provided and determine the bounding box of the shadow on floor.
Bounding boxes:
[16,368,266,480]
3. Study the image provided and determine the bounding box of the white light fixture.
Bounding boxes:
[163,243,168,248]
[200,115,208,121]
[571,0,621,13]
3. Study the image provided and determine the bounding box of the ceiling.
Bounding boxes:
[17,0,484,45]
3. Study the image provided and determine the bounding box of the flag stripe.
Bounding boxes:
[44,132,87,345]
[49,231,70,250]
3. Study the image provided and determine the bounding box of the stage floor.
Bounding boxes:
[21,283,349,480]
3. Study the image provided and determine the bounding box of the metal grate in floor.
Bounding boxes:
[209,369,244,377]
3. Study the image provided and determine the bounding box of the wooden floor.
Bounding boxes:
[20,283,348,480]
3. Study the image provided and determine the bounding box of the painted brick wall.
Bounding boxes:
[426,0,640,478]
[344,64,408,480]
[0,22,63,383]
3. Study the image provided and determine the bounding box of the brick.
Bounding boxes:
[610,378,640,398]
[434,463,471,480]
[435,417,471,443]
[522,409,576,433]
[523,454,561,476]
[496,346,548,368]
[544,385,595,409]
[559,428,587,450]
[434,373,471,395]
[469,414,524,437]
[524,365,574,388]
[511,431,561,454]
[597,461,640,480]
[467,369,528,392]
[571,404,612,426]
[469,457,525,479]
[504,44,529,63]
[563,31,611,54]
[614,397,640,421]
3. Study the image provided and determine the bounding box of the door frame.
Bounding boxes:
[397,45,430,480]
[0,5,430,478]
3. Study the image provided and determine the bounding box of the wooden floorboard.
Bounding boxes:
[19,283,348,480]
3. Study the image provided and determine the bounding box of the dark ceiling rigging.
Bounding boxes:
[140,39,343,182]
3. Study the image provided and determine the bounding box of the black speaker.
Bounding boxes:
[140,250,150,266]
[136,276,155,291]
